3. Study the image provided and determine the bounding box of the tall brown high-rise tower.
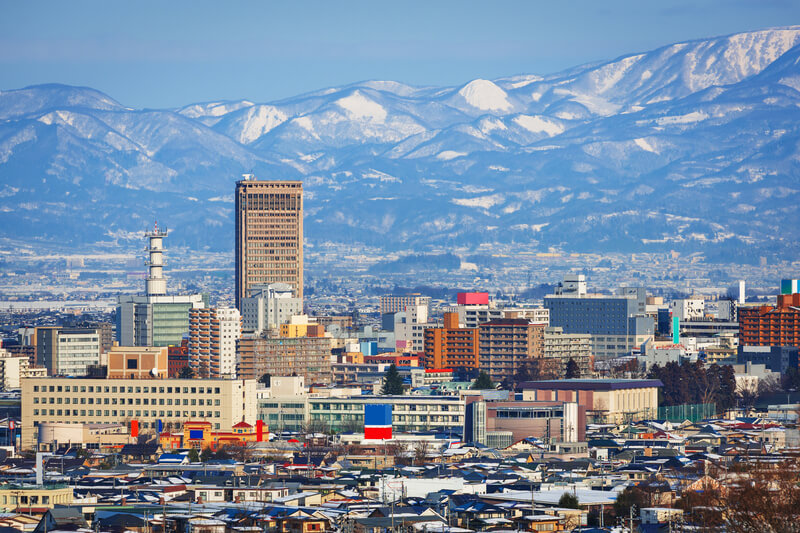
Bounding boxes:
[235,176,303,310]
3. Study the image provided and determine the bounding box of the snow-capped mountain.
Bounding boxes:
[2,27,800,261]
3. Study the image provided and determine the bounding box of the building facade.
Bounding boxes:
[521,379,662,424]
[35,327,102,376]
[379,294,431,315]
[544,290,653,359]
[189,307,241,378]
[423,313,479,370]
[21,377,257,450]
[739,291,800,350]
[235,177,304,309]
[240,283,303,335]
[478,319,545,382]
[237,335,333,384]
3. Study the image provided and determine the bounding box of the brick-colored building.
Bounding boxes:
[423,312,479,370]
[478,319,545,382]
[739,292,800,349]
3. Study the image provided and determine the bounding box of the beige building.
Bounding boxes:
[36,422,134,451]
[235,177,303,309]
[521,379,661,424]
[0,484,73,510]
[543,327,592,378]
[21,377,257,450]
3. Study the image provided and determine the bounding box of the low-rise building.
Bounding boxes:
[521,378,662,424]
[21,376,257,450]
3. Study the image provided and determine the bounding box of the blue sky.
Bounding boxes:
[2,0,800,108]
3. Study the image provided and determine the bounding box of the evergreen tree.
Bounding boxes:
[380,364,404,395]
[565,358,580,379]
[187,448,200,463]
[178,366,195,379]
[558,492,580,509]
[471,371,495,390]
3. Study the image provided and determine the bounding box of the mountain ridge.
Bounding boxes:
[2,26,800,263]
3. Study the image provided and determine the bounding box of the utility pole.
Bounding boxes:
[629,504,636,533]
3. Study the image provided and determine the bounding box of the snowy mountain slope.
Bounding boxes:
[2,26,800,261]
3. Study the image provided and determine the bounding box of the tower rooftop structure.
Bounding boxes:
[145,221,168,297]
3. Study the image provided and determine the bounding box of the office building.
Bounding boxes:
[35,327,102,376]
[464,399,582,444]
[235,177,303,309]
[258,394,465,434]
[737,345,799,374]
[478,319,545,382]
[423,312,479,370]
[106,346,169,379]
[21,377,257,450]
[117,224,206,347]
[240,283,303,335]
[189,307,241,378]
[545,276,654,359]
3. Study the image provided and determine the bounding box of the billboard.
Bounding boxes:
[364,404,392,440]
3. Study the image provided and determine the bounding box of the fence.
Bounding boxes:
[657,403,716,422]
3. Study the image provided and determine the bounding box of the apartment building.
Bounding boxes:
[379,294,431,315]
[423,312,479,370]
[189,307,241,378]
[478,319,545,382]
[237,335,333,384]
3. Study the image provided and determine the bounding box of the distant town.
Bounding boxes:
[0,176,797,532]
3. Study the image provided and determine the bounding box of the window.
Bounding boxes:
[127,359,138,370]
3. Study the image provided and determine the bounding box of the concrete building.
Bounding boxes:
[237,335,333,384]
[393,304,433,353]
[479,319,545,382]
[737,345,799,374]
[520,379,662,424]
[240,283,302,335]
[106,346,169,379]
[379,294,431,315]
[35,327,102,376]
[117,224,206,347]
[235,177,304,309]
[0,348,45,390]
[423,312,479,370]
[545,278,654,359]
[37,422,134,451]
[464,399,582,444]
[542,327,592,378]
[670,298,705,321]
[21,376,257,449]
[189,307,241,378]
[258,393,465,435]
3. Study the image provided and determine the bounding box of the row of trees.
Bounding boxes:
[380,365,498,394]
[647,361,736,411]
